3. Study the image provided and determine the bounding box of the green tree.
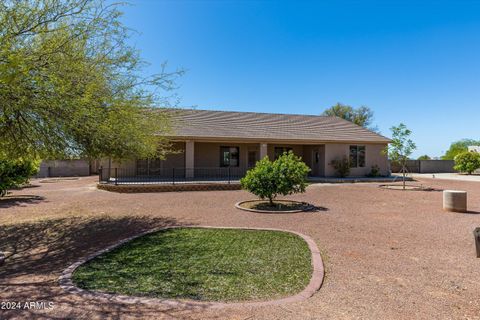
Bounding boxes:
[0,158,39,197]
[385,123,416,190]
[0,0,183,161]
[240,151,310,206]
[454,151,480,175]
[322,103,378,132]
[442,139,480,160]
[417,155,431,160]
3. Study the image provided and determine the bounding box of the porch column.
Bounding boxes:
[185,140,194,178]
[260,143,268,160]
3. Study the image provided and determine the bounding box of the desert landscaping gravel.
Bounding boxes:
[1,176,480,319]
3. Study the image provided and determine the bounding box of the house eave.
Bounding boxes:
[163,135,391,145]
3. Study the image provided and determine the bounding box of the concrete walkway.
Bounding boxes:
[404,172,480,182]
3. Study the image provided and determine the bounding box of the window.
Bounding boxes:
[349,145,366,168]
[220,147,239,167]
[274,147,293,159]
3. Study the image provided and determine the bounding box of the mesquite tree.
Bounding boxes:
[322,103,378,132]
[0,0,183,161]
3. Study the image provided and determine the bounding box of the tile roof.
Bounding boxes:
[167,109,391,143]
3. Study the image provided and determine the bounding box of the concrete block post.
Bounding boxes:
[185,140,195,179]
[443,190,467,213]
[260,143,268,160]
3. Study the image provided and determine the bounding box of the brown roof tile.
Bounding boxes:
[167,109,390,143]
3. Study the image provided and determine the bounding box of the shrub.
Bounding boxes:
[240,151,310,206]
[454,151,480,175]
[330,156,350,178]
[366,164,381,177]
[442,139,480,160]
[0,158,39,197]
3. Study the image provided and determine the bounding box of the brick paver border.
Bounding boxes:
[58,226,324,309]
[235,200,315,213]
[97,183,241,193]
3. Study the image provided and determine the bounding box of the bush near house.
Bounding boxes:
[240,151,310,206]
[366,164,381,177]
[330,156,350,178]
[454,151,480,175]
[0,158,39,197]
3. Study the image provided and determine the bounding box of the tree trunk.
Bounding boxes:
[268,196,274,207]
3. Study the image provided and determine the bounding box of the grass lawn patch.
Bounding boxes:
[72,228,312,302]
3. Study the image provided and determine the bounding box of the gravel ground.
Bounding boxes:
[1,177,480,319]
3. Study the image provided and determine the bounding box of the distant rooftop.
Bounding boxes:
[167,108,391,144]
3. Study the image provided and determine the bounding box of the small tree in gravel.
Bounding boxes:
[385,123,416,190]
[454,151,480,175]
[241,151,310,206]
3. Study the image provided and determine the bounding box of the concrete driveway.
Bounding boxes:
[406,172,480,182]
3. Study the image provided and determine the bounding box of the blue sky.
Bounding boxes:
[119,0,480,158]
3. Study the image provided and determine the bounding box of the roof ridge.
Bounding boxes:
[175,107,335,118]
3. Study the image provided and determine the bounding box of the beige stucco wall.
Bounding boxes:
[36,160,91,178]
[194,142,260,168]
[324,143,388,177]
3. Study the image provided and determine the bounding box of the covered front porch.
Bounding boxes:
[99,140,389,184]
[140,140,327,179]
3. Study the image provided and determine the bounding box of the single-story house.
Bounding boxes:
[468,146,480,153]
[102,109,391,179]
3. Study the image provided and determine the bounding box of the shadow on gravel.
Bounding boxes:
[0,195,46,208]
[0,215,184,278]
[0,216,210,319]
[309,205,329,212]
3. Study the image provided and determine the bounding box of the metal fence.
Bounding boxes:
[99,167,249,185]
